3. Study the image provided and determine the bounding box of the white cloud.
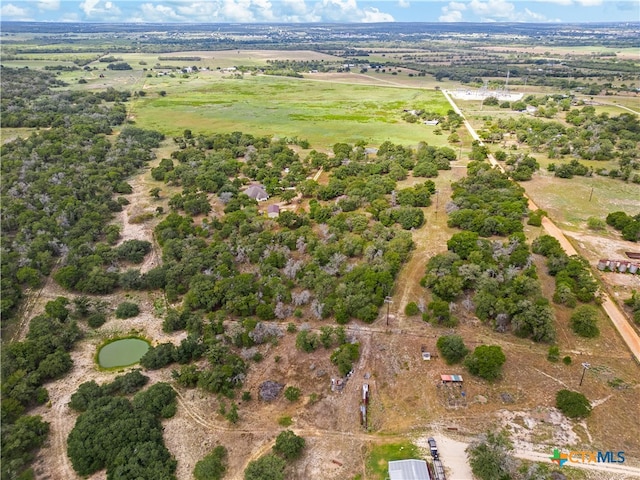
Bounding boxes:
[0,3,30,20]
[449,1,467,10]
[37,0,60,11]
[0,3,32,19]
[469,0,515,19]
[531,0,601,4]
[439,9,463,21]
[136,3,184,21]
[172,1,224,21]
[222,0,255,21]
[361,7,394,22]
[281,0,307,14]
[253,0,276,20]
[457,0,555,22]
[313,0,393,22]
[524,7,547,20]
[534,0,573,4]
[79,0,121,18]
[279,0,322,21]
[80,0,99,16]
[439,1,466,22]
[398,0,410,8]
[128,0,390,23]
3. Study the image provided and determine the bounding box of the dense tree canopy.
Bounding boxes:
[466,431,516,480]
[1,69,162,322]
[465,345,506,381]
[194,446,228,480]
[436,335,469,365]
[244,454,286,480]
[67,378,177,479]
[556,389,592,418]
[273,430,306,460]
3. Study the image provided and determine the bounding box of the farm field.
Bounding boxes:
[2,22,640,480]
[132,72,452,147]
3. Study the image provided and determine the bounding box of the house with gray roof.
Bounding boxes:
[244,184,269,202]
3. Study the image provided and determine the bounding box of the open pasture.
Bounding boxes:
[133,73,452,148]
[523,171,640,232]
[479,45,640,61]
[114,49,343,69]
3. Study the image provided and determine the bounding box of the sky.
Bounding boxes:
[0,0,638,23]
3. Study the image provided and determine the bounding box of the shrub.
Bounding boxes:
[465,345,506,381]
[556,389,591,418]
[278,416,292,427]
[428,299,457,327]
[115,301,139,319]
[194,446,227,480]
[87,312,107,328]
[466,431,516,480]
[404,302,420,316]
[587,217,606,231]
[563,356,572,365]
[273,430,305,460]
[570,305,600,338]
[244,454,285,480]
[284,386,301,402]
[527,210,544,227]
[547,345,560,362]
[331,343,360,376]
[436,335,469,365]
[295,330,319,352]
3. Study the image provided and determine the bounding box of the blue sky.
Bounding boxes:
[0,0,638,23]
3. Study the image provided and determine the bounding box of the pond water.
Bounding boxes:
[97,338,150,368]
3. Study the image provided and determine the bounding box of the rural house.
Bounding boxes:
[244,184,269,202]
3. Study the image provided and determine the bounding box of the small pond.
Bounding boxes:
[97,338,150,368]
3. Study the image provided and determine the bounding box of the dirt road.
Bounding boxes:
[442,90,640,365]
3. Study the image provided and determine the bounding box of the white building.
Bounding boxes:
[388,459,431,480]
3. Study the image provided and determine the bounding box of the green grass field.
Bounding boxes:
[132,73,452,149]
[365,442,423,480]
[524,171,640,230]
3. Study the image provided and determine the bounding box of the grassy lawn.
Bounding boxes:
[132,73,452,149]
[524,171,639,231]
[365,441,423,480]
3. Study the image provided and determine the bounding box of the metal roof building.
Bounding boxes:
[388,459,431,480]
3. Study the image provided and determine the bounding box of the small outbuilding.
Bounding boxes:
[388,459,431,480]
[440,374,463,384]
[267,204,280,218]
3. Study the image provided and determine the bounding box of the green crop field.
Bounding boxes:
[132,73,452,149]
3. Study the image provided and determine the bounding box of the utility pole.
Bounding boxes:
[384,296,393,326]
[579,362,590,386]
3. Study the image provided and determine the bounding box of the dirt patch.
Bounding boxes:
[417,434,473,480]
